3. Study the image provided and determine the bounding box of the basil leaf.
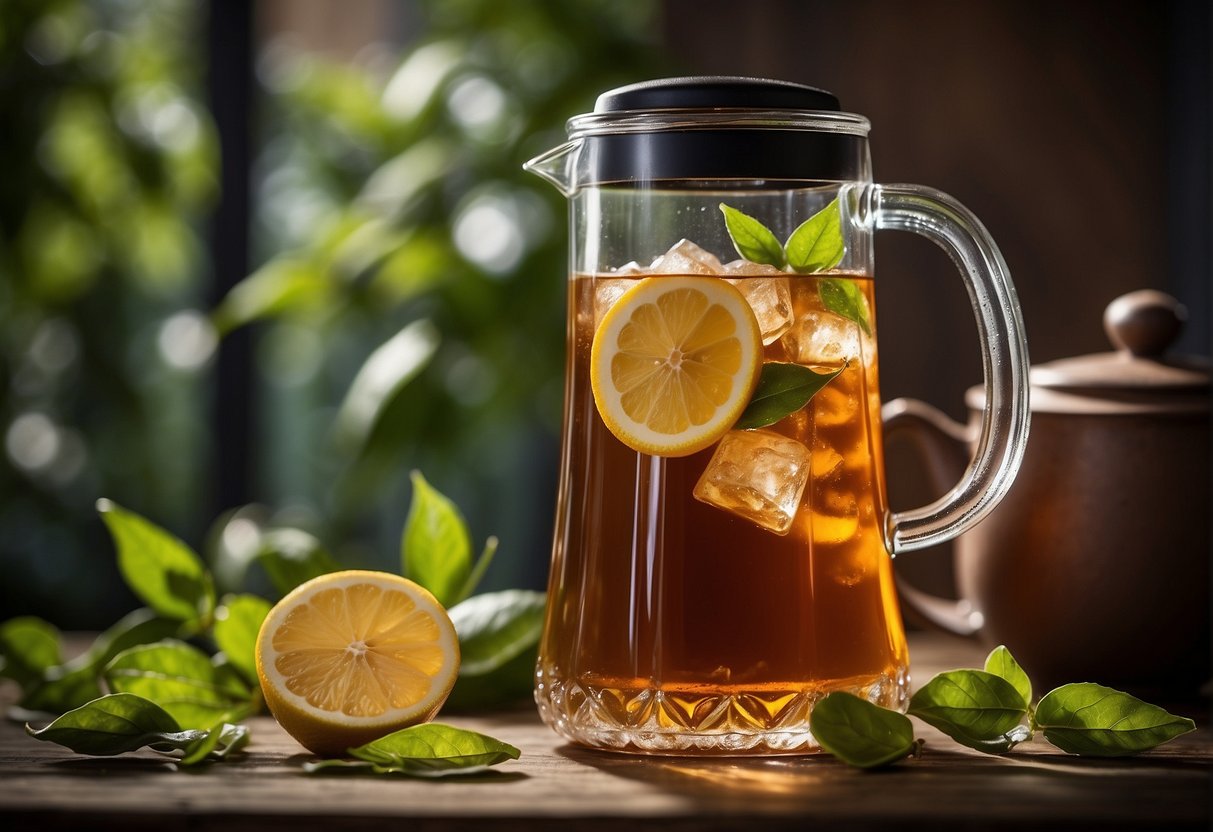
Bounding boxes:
[103,640,251,729]
[179,722,250,766]
[908,669,1029,753]
[810,692,918,768]
[257,528,342,596]
[212,594,271,685]
[346,723,520,775]
[445,590,545,711]
[25,693,196,756]
[18,608,181,716]
[819,278,872,337]
[402,471,472,607]
[984,645,1032,708]
[719,204,786,269]
[785,198,845,273]
[1035,683,1196,756]
[97,499,215,627]
[734,362,846,430]
[0,617,62,689]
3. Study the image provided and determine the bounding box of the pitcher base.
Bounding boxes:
[535,664,910,755]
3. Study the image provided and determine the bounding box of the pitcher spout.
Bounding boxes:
[524,139,581,197]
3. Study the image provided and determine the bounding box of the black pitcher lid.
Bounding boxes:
[566,76,866,186]
[593,76,841,114]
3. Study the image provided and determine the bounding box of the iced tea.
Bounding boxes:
[536,264,909,754]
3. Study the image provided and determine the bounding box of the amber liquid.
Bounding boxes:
[536,272,909,754]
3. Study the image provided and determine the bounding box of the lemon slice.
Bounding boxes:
[590,276,762,457]
[255,570,460,756]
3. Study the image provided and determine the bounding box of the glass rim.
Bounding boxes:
[566,109,872,139]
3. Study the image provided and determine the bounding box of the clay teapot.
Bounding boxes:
[888,290,1210,693]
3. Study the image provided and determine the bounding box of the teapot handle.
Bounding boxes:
[869,184,1031,554]
[882,398,984,636]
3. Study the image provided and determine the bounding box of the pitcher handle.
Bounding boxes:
[882,397,983,636]
[869,184,1030,555]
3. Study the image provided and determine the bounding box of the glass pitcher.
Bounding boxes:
[525,77,1030,755]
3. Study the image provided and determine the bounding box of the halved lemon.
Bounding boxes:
[590,276,763,457]
[254,570,460,757]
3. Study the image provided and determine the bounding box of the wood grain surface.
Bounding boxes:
[1,634,1208,831]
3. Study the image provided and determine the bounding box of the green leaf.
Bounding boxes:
[257,529,342,596]
[908,669,1030,753]
[97,499,215,627]
[734,362,846,430]
[25,693,195,756]
[445,590,545,711]
[103,640,251,729]
[334,320,439,452]
[819,278,872,337]
[402,471,472,607]
[984,645,1032,708]
[211,258,334,335]
[341,723,521,776]
[454,536,499,606]
[19,608,180,715]
[179,722,250,766]
[1035,683,1196,757]
[212,594,272,685]
[785,198,845,273]
[719,204,786,268]
[0,617,62,689]
[810,692,918,768]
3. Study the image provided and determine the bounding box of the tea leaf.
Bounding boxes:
[811,692,918,768]
[984,645,1032,708]
[819,278,872,337]
[0,617,62,689]
[19,608,180,715]
[719,204,786,269]
[734,362,846,430]
[402,471,472,608]
[257,528,342,596]
[785,198,845,273]
[908,669,1029,753]
[25,693,196,756]
[445,590,545,711]
[454,536,499,605]
[103,640,251,729]
[97,499,215,627]
[341,723,521,776]
[1035,683,1196,756]
[212,594,272,685]
[179,721,250,766]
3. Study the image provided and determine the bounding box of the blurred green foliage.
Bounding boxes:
[0,0,670,626]
[0,0,216,627]
[212,0,669,591]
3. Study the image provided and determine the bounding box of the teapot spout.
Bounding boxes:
[524,139,581,197]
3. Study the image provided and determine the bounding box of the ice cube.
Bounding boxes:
[722,259,784,277]
[593,278,631,325]
[811,489,859,544]
[728,276,793,345]
[649,239,723,275]
[810,447,845,481]
[693,429,811,535]
[781,309,861,367]
[612,261,643,275]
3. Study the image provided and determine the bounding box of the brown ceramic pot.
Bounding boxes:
[887,290,1210,693]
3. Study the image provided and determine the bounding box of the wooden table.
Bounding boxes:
[1,634,1208,831]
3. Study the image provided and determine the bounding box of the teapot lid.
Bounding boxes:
[978,290,1209,415]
